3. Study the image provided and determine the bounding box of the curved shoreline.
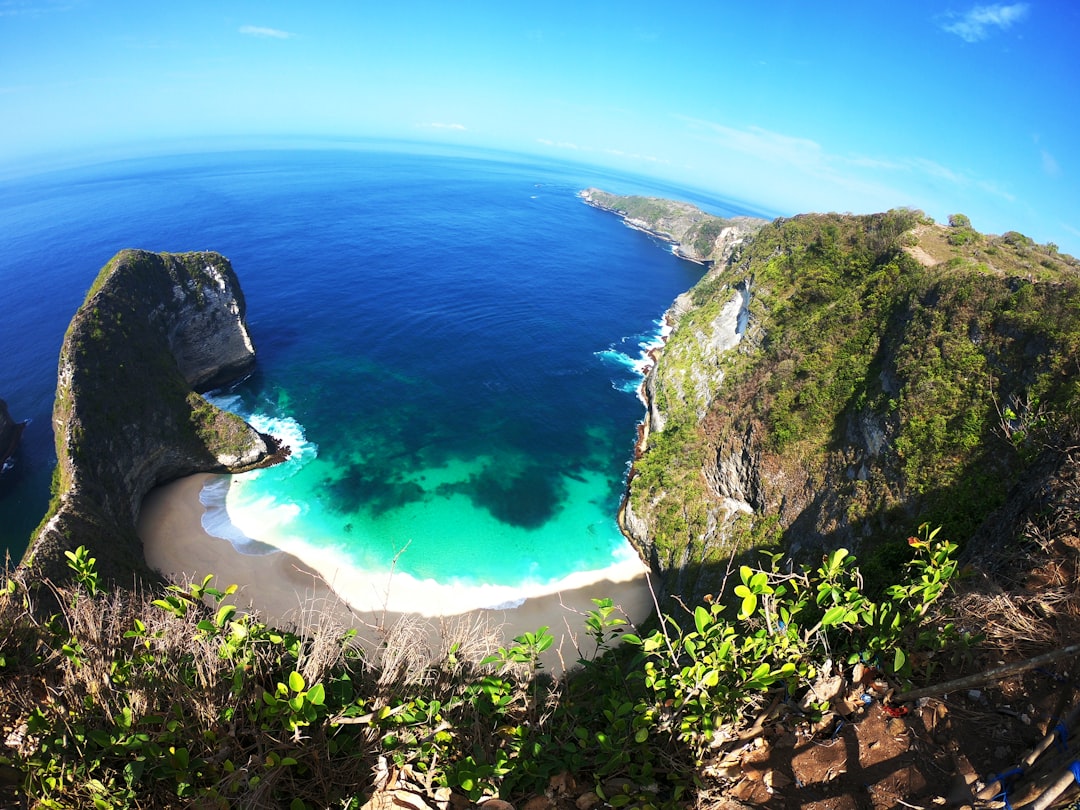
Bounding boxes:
[139,474,654,672]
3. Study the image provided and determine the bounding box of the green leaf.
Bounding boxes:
[749,571,770,592]
[307,683,325,706]
[694,605,710,635]
[893,648,907,672]
[734,585,757,619]
[215,604,237,627]
[825,548,850,574]
[123,760,145,787]
[288,671,305,693]
[821,605,848,627]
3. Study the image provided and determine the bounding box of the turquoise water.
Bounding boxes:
[0,147,760,602]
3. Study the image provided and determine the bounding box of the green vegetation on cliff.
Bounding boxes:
[626,205,1080,596]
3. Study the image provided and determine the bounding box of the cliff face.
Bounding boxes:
[24,250,277,583]
[598,195,1080,602]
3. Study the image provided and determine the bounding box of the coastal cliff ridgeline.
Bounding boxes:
[23,249,279,584]
[580,187,765,265]
[590,193,1080,602]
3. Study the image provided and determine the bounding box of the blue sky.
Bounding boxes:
[2,1,1078,253]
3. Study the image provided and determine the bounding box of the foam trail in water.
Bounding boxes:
[595,316,671,394]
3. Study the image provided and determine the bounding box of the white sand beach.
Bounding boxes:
[138,474,655,672]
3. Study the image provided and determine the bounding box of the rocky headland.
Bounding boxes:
[590,193,1080,603]
[21,249,283,585]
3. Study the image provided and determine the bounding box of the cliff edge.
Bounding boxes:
[23,249,281,584]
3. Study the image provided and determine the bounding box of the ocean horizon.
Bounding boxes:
[0,145,761,607]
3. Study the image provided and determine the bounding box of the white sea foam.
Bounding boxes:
[206,393,317,467]
[595,317,670,393]
[200,394,318,553]
[262,535,649,616]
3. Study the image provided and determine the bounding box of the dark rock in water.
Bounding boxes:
[22,249,281,585]
[0,398,26,475]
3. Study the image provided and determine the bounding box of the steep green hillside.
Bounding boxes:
[622,206,1080,598]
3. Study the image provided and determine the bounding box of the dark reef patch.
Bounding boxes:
[326,463,427,517]
[439,463,565,529]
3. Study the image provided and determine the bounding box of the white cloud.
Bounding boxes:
[537,138,584,151]
[673,115,1027,218]
[536,138,667,165]
[0,1,74,17]
[422,122,467,131]
[975,178,1017,202]
[941,3,1030,43]
[677,117,829,174]
[239,25,294,40]
[1041,149,1061,177]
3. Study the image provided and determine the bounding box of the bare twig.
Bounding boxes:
[894,643,1080,704]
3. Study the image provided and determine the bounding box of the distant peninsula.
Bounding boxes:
[579,188,766,265]
[21,249,285,585]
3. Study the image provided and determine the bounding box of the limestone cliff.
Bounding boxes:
[23,250,280,584]
[595,195,1080,602]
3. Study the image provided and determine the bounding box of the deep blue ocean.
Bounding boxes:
[0,146,758,600]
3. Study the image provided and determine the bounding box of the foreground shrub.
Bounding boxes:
[0,528,968,808]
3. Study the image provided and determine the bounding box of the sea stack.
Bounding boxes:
[23,250,279,584]
[0,398,25,474]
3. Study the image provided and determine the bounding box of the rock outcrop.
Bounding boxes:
[22,250,281,584]
[0,398,26,474]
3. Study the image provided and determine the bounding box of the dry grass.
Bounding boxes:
[0,561,545,809]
